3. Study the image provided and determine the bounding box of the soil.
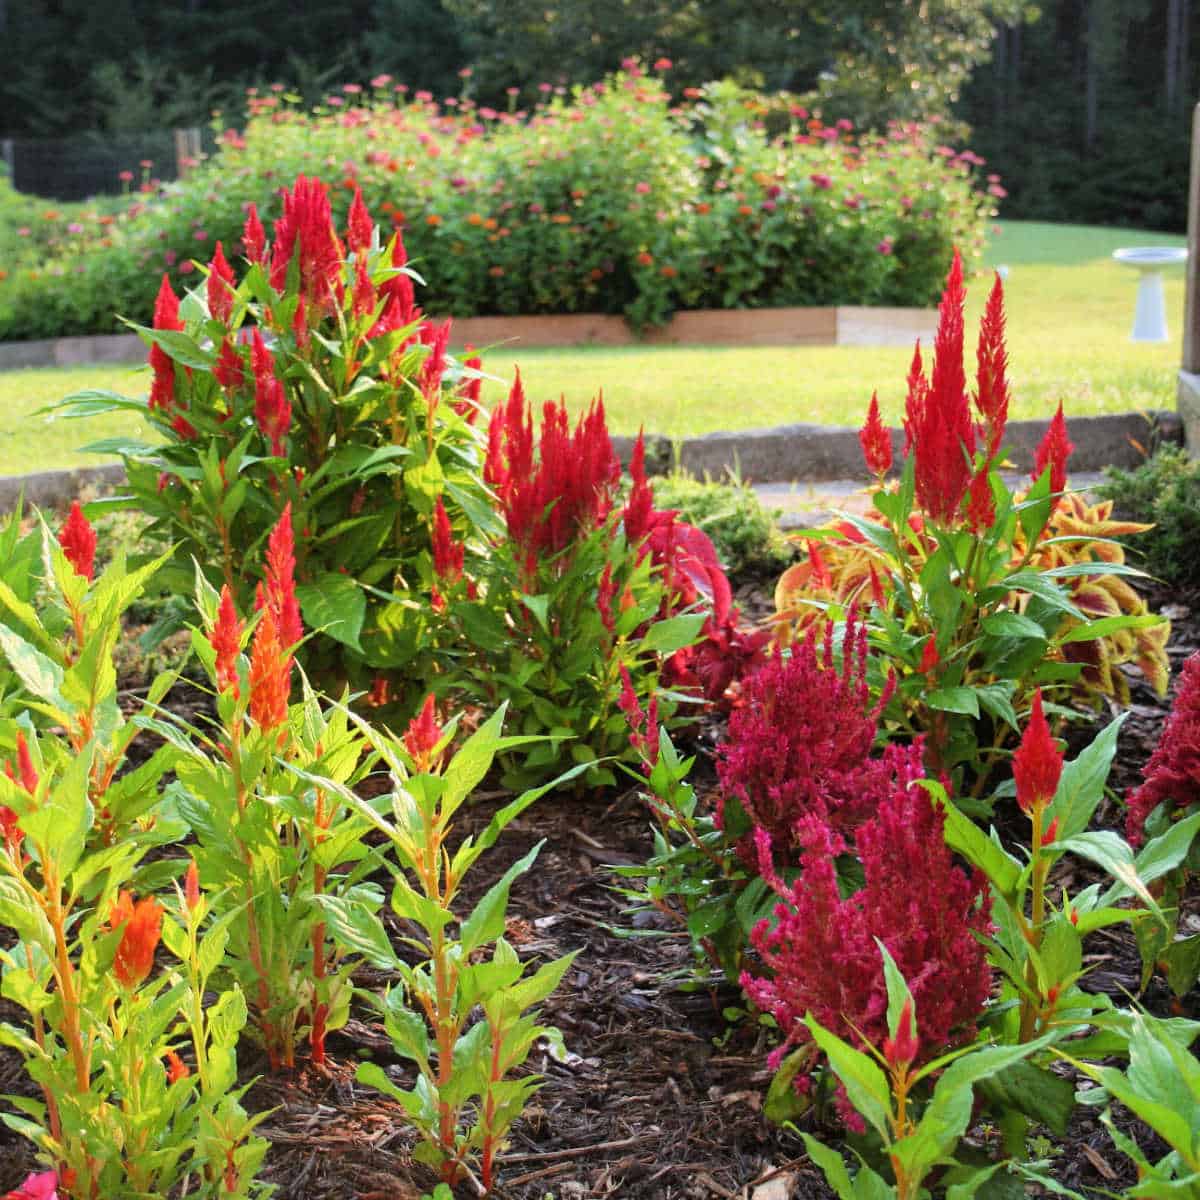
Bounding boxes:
[0,581,1197,1200]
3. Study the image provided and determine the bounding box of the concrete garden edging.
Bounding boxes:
[0,305,938,371]
[2,410,1178,517]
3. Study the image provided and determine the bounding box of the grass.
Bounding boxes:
[0,219,1188,473]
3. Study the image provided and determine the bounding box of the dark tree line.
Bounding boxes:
[0,0,1195,228]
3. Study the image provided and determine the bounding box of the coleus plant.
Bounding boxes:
[55,173,491,708]
[0,506,267,1197]
[772,250,1167,802]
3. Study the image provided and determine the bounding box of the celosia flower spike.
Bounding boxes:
[247,604,290,731]
[1033,401,1074,500]
[902,251,976,524]
[243,203,267,264]
[455,352,483,424]
[58,500,97,582]
[883,996,919,1072]
[1012,690,1063,816]
[1126,650,1200,844]
[431,497,464,584]
[206,241,237,324]
[149,274,183,413]
[210,585,244,696]
[165,1050,190,1084]
[859,392,892,477]
[974,272,1009,457]
[184,859,202,913]
[404,694,444,772]
[214,337,245,392]
[347,187,373,255]
[251,329,291,456]
[13,730,38,795]
[269,175,345,314]
[109,891,164,991]
[264,505,303,649]
[419,320,452,399]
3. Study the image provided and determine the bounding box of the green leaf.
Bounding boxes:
[928,784,1020,900]
[1058,613,1165,643]
[976,1059,1077,1136]
[797,1133,858,1200]
[315,894,397,970]
[982,611,1048,640]
[640,612,706,656]
[876,940,914,1043]
[764,1047,812,1125]
[1059,831,1164,922]
[460,841,542,956]
[804,1015,892,1141]
[133,325,215,369]
[296,574,366,652]
[926,686,980,717]
[0,627,66,710]
[1050,716,1124,842]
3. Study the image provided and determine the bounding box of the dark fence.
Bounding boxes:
[0,128,212,201]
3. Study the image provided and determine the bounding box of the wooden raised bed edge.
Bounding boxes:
[0,306,937,370]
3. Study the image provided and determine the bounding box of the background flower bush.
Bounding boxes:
[0,65,996,340]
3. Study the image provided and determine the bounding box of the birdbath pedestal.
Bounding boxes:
[1112,246,1188,342]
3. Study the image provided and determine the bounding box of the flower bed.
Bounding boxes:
[0,176,1194,1200]
[0,65,995,342]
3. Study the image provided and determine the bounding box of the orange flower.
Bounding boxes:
[466,212,484,226]
[488,266,504,277]
[695,202,711,215]
[248,605,290,731]
[210,585,244,695]
[659,265,677,279]
[110,892,163,990]
[483,217,498,231]
[425,213,442,226]
[165,1050,190,1084]
[636,251,653,266]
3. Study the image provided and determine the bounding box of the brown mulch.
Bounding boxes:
[0,583,1197,1199]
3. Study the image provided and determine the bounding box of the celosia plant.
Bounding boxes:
[773,250,1167,799]
[435,382,747,787]
[305,701,583,1192]
[741,761,994,1108]
[57,173,491,711]
[716,611,896,857]
[0,525,267,1197]
[177,509,379,1069]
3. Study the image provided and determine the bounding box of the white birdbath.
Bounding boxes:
[1112,246,1188,342]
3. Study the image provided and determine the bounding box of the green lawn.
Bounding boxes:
[0,220,1189,474]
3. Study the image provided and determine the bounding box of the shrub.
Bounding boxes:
[646,468,791,578]
[0,67,996,340]
[1098,444,1200,587]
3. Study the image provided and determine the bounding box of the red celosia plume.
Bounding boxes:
[263,504,303,650]
[716,612,898,852]
[741,778,993,1098]
[1012,690,1063,816]
[269,176,346,314]
[974,272,1010,458]
[403,694,444,772]
[149,274,183,414]
[431,497,464,585]
[252,329,291,456]
[484,372,620,575]
[859,392,892,477]
[346,187,373,255]
[902,250,977,524]
[207,241,237,324]
[58,500,97,582]
[243,204,267,264]
[1033,401,1074,500]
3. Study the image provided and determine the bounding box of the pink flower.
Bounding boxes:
[1126,651,1200,844]
[809,173,832,190]
[741,770,992,1091]
[4,1170,58,1200]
